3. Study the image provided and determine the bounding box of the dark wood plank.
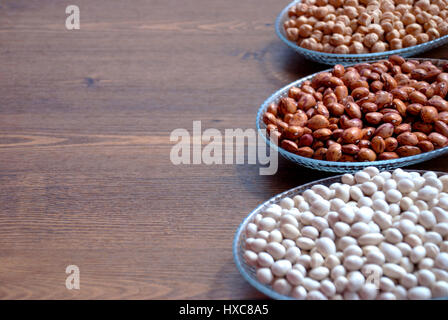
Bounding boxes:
[1,0,448,299]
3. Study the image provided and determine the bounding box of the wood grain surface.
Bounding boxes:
[1,0,448,299]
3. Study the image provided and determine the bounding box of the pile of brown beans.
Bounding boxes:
[263,56,448,162]
[284,0,448,54]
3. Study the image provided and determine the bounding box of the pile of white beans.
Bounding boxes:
[243,167,448,300]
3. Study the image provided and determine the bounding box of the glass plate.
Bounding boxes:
[276,0,448,65]
[233,170,448,300]
[256,58,448,173]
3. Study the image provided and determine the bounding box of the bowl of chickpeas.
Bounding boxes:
[277,0,448,65]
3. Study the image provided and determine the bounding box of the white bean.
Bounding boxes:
[384,228,403,244]
[344,255,364,271]
[291,285,307,300]
[286,269,304,286]
[258,252,274,267]
[383,263,406,279]
[256,268,273,284]
[272,259,292,277]
[280,197,295,210]
[358,283,378,300]
[410,246,426,263]
[358,233,384,246]
[273,278,292,295]
[432,281,448,298]
[407,286,431,300]
[435,252,448,270]
[381,242,403,263]
[266,242,286,259]
[309,266,330,281]
[284,246,301,263]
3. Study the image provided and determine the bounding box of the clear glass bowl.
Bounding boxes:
[233,170,448,300]
[276,0,448,65]
[256,58,448,173]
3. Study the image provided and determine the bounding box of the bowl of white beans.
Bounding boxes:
[233,167,448,299]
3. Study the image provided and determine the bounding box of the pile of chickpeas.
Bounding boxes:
[284,0,448,54]
[263,55,448,162]
[243,167,448,299]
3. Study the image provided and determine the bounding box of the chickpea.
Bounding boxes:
[344,26,353,36]
[424,20,438,32]
[334,44,350,54]
[386,30,401,43]
[315,6,329,20]
[323,21,335,35]
[299,24,313,38]
[296,16,308,27]
[402,12,416,26]
[314,21,326,31]
[322,35,331,44]
[311,30,324,42]
[352,32,364,43]
[371,41,387,52]
[364,33,379,48]
[358,12,372,26]
[406,23,423,36]
[429,4,440,16]
[330,33,345,46]
[381,21,394,33]
[350,41,365,54]
[402,34,417,48]
[333,22,346,34]
[336,15,351,27]
[345,0,359,7]
[416,33,429,44]
[324,13,337,22]
[344,6,359,19]
[368,24,384,36]
[323,43,335,53]
[393,20,404,30]
[315,0,328,6]
[390,38,403,50]
[286,28,300,41]
[439,22,448,36]
[427,28,440,41]
[416,12,431,25]
[416,0,431,11]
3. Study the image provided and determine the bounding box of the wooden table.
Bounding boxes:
[1,0,448,299]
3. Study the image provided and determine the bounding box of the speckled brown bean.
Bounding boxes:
[417,140,435,152]
[351,87,370,100]
[297,147,314,158]
[374,123,394,139]
[263,112,277,125]
[334,86,349,101]
[393,99,407,117]
[324,93,339,107]
[332,129,344,139]
[342,127,363,144]
[333,64,345,78]
[438,112,448,124]
[414,132,428,142]
[307,115,330,130]
[326,143,342,161]
[385,137,398,151]
[266,124,278,134]
[429,96,448,112]
[389,55,406,65]
[397,132,419,146]
[340,154,355,162]
[428,132,448,148]
[279,97,298,114]
[267,103,278,116]
[396,146,422,157]
[407,103,423,116]
[327,103,345,116]
[358,148,377,161]
[316,104,330,118]
[382,112,403,126]
[284,126,305,140]
[420,106,438,123]
[401,62,415,73]
[409,91,428,105]
[370,81,384,92]
[413,122,434,135]
[362,127,375,140]
[391,89,408,101]
[298,134,314,147]
[340,116,363,129]
[313,147,328,160]
[287,111,308,127]
[375,91,393,108]
[371,136,386,154]
[358,139,371,149]
[298,94,317,111]
[361,102,378,113]
[313,128,332,140]
[435,120,448,138]
[378,152,399,160]
[365,112,383,125]
[345,102,362,119]
[394,123,412,135]
[341,144,360,155]
[288,87,301,100]
[382,73,398,91]
[281,139,300,153]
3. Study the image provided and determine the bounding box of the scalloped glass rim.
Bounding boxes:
[276,0,448,65]
[256,58,448,173]
[233,170,448,300]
